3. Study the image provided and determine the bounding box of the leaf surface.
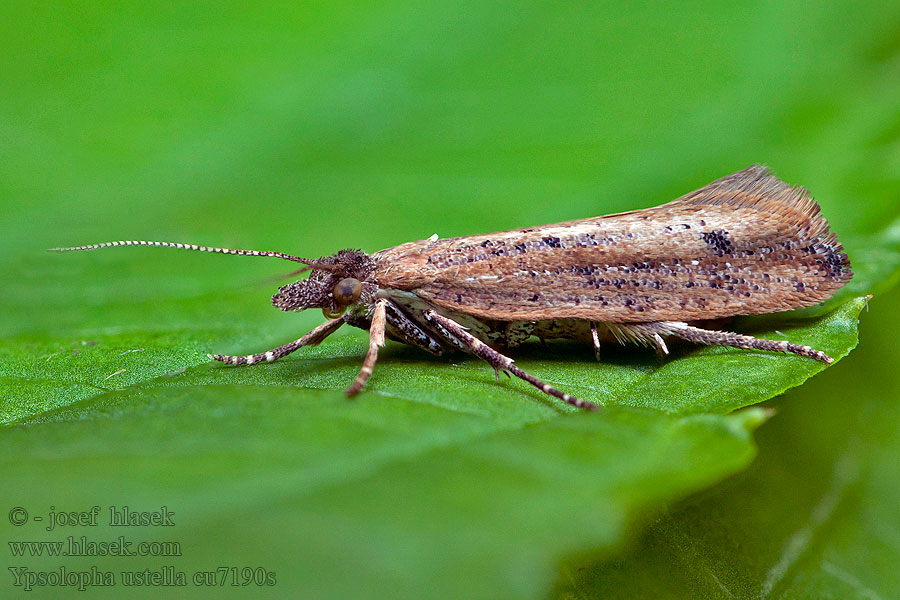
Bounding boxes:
[1,0,898,598]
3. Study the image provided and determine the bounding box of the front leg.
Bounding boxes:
[210,317,345,365]
[423,310,599,411]
[345,298,388,396]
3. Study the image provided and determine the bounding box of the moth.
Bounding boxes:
[52,165,852,410]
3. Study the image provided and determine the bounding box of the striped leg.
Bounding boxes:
[659,321,834,363]
[383,302,445,356]
[210,317,345,366]
[423,310,599,411]
[345,298,388,396]
[590,322,602,361]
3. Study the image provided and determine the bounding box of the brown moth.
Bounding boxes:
[51,165,852,410]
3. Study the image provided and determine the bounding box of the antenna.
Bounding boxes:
[48,240,338,272]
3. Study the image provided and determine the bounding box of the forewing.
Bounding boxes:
[373,166,851,323]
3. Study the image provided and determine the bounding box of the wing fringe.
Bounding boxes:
[673,164,840,248]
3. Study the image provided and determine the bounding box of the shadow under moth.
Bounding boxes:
[52,165,853,410]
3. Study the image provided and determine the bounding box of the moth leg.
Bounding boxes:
[605,322,670,361]
[383,301,445,356]
[623,321,834,363]
[652,333,669,362]
[590,322,602,361]
[345,298,388,396]
[423,310,599,411]
[210,317,345,366]
[661,322,834,363]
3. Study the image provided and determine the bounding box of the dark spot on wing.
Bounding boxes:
[701,230,734,256]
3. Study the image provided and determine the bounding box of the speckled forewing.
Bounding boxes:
[373,166,852,322]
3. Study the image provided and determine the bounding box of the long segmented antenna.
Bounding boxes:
[48,240,336,271]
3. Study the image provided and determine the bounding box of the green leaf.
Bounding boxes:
[2,390,766,598]
[1,0,899,598]
[0,266,867,600]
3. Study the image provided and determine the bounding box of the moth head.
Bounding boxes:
[271,249,376,317]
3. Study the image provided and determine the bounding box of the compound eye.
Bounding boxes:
[333,278,362,305]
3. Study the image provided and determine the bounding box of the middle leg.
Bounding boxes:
[423,310,599,410]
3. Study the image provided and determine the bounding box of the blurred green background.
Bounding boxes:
[2,1,899,598]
